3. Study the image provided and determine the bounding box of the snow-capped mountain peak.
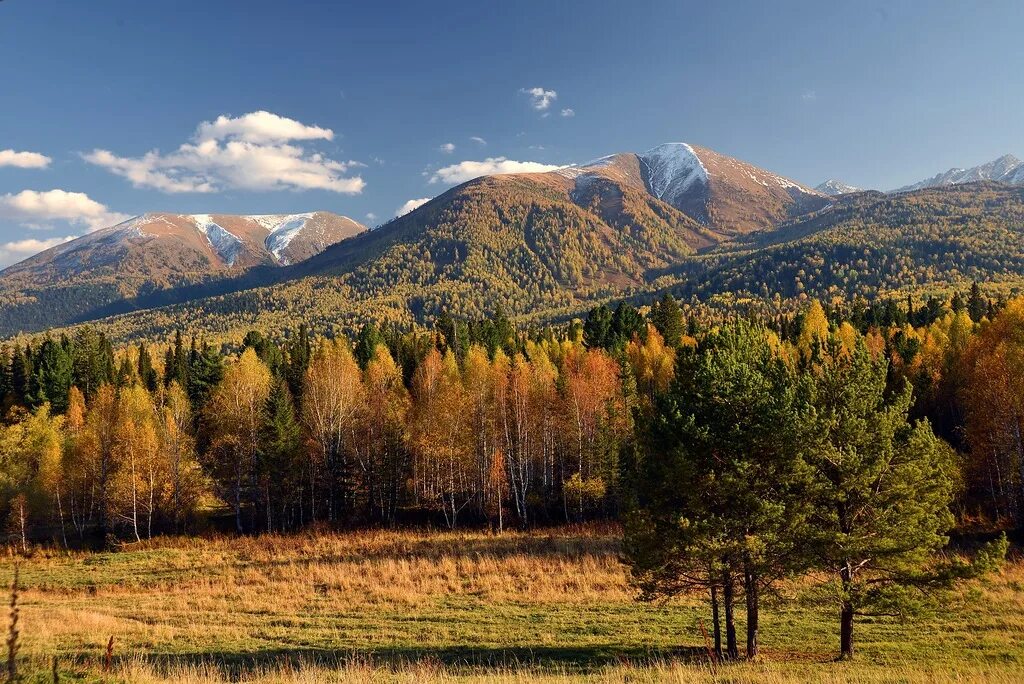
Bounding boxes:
[815,180,862,196]
[895,154,1024,192]
[639,143,709,204]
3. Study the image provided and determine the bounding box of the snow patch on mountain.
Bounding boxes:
[815,180,862,196]
[895,155,1024,192]
[263,213,316,263]
[190,214,244,266]
[639,143,709,204]
[555,155,617,179]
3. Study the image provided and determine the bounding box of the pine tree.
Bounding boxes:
[649,293,685,348]
[624,322,812,660]
[804,339,958,659]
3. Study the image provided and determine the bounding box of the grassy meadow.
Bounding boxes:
[3,525,1023,682]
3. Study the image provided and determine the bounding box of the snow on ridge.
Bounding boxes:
[895,154,1024,192]
[264,214,316,263]
[639,143,709,202]
[189,214,244,266]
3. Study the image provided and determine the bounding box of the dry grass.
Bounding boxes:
[3,525,1023,682]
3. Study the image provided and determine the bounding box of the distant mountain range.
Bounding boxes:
[3,144,1024,340]
[0,211,364,334]
[894,154,1024,192]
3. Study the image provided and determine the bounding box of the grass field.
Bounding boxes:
[3,525,1023,682]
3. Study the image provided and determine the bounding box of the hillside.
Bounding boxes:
[681,182,1024,299]
[0,211,365,335]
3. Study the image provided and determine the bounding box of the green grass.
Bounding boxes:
[2,527,1022,682]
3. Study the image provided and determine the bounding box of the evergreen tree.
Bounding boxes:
[10,344,34,408]
[583,304,613,349]
[803,340,958,659]
[285,324,311,400]
[649,293,685,348]
[354,322,384,368]
[967,281,988,322]
[258,379,302,532]
[34,338,73,413]
[137,342,159,393]
[188,340,224,411]
[624,322,812,660]
[611,302,645,349]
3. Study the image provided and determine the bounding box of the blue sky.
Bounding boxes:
[1,0,1022,265]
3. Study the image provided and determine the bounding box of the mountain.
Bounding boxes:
[635,143,828,234]
[23,142,1024,344]
[815,179,862,196]
[0,211,365,334]
[895,154,1024,192]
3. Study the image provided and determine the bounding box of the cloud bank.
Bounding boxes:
[84,110,365,194]
[429,157,562,184]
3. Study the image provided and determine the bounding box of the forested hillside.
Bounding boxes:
[30,181,1024,345]
[682,183,1024,300]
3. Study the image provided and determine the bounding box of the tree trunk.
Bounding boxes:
[840,559,855,659]
[722,568,739,660]
[840,601,855,659]
[710,584,722,660]
[744,563,759,659]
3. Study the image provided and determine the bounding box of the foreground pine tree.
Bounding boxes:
[624,322,812,660]
[802,340,958,659]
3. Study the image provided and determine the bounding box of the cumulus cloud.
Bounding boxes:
[520,87,557,111]
[429,157,563,185]
[470,136,487,145]
[560,108,575,118]
[439,142,455,154]
[365,212,378,222]
[0,189,127,231]
[0,236,75,267]
[194,111,334,144]
[396,197,431,217]
[0,149,51,169]
[84,110,365,194]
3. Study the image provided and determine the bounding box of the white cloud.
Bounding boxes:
[396,197,431,217]
[0,189,127,231]
[0,149,51,169]
[802,90,818,102]
[194,111,334,144]
[0,236,76,267]
[520,87,557,111]
[365,212,378,222]
[560,108,575,118]
[470,136,487,145]
[430,157,563,185]
[439,142,455,154]
[84,110,365,194]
